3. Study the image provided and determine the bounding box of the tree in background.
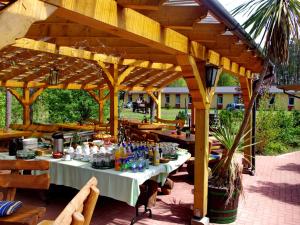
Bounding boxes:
[217,72,239,86]
[168,78,187,87]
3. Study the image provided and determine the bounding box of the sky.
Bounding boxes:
[218,0,264,45]
[218,0,249,25]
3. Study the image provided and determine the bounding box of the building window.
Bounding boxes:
[217,94,223,109]
[128,94,132,102]
[288,97,295,106]
[217,94,223,105]
[233,94,241,104]
[165,94,170,106]
[269,95,275,105]
[188,95,192,104]
[175,94,180,108]
[288,96,295,111]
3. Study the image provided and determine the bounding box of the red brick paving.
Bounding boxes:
[17,151,300,225]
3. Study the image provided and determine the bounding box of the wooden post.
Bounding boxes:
[23,88,30,126]
[5,90,12,129]
[156,91,161,119]
[98,89,104,124]
[109,64,119,138]
[191,103,195,130]
[243,113,252,171]
[240,77,253,172]
[193,106,209,219]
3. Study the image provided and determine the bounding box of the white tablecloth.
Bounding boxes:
[0,152,190,206]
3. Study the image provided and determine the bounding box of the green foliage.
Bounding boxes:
[217,72,238,86]
[233,0,300,63]
[42,89,101,123]
[218,110,243,134]
[168,78,187,87]
[175,110,187,121]
[264,142,288,155]
[256,95,300,155]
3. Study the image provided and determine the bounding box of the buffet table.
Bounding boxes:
[0,152,191,206]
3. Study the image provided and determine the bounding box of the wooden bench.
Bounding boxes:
[0,160,50,225]
[38,177,99,225]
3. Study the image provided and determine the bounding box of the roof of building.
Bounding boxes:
[129,86,298,94]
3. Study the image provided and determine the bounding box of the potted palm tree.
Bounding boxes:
[208,125,253,223]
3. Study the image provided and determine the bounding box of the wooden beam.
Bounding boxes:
[97,62,114,87]
[0,0,56,49]
[42,0,205,58]
[13,38,182,72]
[87,90,100,103]
[0,80,99,90]
[23,88,30,125]
[7,88,23,105]
[29,88,45,105]
[146,91,158,104]
[209,68,223,103]
[177,55,209,108]
[141,5,208,27]
[117,0,166,10]
[117,66,136,85]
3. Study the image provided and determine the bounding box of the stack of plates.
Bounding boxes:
[23,138,38,150]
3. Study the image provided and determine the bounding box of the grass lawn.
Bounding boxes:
[120,108,191,121]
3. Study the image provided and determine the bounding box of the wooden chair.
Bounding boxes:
[0,160,50,225]
[38,177,99,225]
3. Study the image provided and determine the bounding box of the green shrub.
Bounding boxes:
[218,110,243,134]
[176,110,187,121]
[264,142,288,155]
[256,94,300,155]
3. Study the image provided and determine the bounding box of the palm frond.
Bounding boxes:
[232,0,300,64]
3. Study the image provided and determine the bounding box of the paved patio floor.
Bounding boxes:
[17,151,300,225]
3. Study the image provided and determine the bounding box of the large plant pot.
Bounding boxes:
[208,185,240,224]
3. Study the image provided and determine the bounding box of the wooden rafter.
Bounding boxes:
[156,72,182,89]
[127,70,157,88]
[117,0,167,10]
[13,38,181,72]
[144,70,177,89]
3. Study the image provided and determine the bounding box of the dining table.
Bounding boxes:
[0,150,191,207]
[120,119,167,130]
[150,130,195,156]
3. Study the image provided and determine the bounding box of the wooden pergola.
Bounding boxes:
[0,0,264,223]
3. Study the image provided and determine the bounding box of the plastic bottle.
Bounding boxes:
[120,146,128,171]
[114,147,121,171]
[148,147,153,164]
[154,144,160,166]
